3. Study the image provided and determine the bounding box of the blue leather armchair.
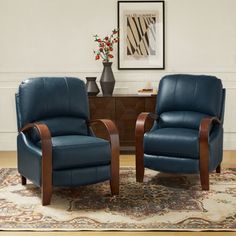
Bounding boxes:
[135,74,225,190]
[16,77,119,205]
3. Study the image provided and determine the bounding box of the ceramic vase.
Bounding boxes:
[100,62,115,96]
[85,77,100,96]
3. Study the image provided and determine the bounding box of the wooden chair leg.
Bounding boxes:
[110,140,120,196]
[216,164,221,173]
[135,128,144,182]
[20,123,53,206]
[21,175,26,185]
[200,170,209,190]
[88,119,120,196]
[41,155,53,205]
[136,162,144,182]
[42,185,52,206]
[110,178,119,195]
[110,146,119,195]
[135,113,151,183]
[199,117,218,191]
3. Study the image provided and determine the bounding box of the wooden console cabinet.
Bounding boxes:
[89,94,156,152]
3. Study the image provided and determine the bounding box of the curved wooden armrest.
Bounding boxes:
[20,123,52,163]
[135,112,158,140]
[89,119,119,195]
[89,119,119,160]
[21,123,52,148]
[135,112,158,182]
[199,117,221,190]
[89,119,119,142]
[199,117,221,143]
[20,123,52,205]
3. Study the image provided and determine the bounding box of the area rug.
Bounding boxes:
[0,167,236,231]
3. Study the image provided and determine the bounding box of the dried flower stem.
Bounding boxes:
[93,29,119,62]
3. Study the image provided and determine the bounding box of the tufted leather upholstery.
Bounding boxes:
[142,74,225,176]
[16,77,116,200]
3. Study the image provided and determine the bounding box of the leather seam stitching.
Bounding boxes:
[64,77,71,115]
[173,76,177,108]
[51,143,109,149]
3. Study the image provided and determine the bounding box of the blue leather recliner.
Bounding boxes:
[15,77,119,205]
[135,74,225,190]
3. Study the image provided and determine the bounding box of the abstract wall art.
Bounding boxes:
[118,1,165,70]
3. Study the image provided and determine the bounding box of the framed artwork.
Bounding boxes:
[117,1,165,70]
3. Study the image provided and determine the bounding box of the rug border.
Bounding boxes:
[1,228,236,232]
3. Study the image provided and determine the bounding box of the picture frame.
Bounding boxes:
[117,1,165,70]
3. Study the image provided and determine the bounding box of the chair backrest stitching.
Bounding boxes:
[64,77,70,115]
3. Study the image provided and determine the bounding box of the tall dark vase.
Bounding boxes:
[100,62,115,96]
[85,77,100,96]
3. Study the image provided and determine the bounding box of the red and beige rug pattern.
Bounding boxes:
[0,167,236,231]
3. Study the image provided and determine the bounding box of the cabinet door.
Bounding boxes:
[145,96,156,113]
[116,97,145,146]
[89,97,115,140]
[145,96,157,130]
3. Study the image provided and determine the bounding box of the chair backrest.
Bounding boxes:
[156,74,224,129]
[16,77,90,141]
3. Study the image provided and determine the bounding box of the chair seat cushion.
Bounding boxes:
[144,128,199,159]
[36,135,111,170]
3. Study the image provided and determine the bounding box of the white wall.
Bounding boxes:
[0,0,236,150]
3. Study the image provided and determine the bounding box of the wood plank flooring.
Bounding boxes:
[1,151,235,168]
[0,151,235,236]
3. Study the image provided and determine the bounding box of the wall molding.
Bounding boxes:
[1,70,236,73]
[0,71,236,83]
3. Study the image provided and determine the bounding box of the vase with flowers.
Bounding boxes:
[93,29,118,96]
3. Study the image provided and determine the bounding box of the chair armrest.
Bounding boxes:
[89,119,119,148]
[20,122,52,205]
[21,123,52,150]
[89,119,119,194]
[135,112,158,140]
[89,119,119,163]
[89,119,119,158]
[135,112,158,182]
[199,117,221,147]
[199,117,221,190]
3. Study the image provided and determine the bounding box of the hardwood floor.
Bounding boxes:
[1,151,235,168]
[0,151,236,236]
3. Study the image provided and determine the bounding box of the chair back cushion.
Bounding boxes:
[159,111,209,130]
[156,74,223,129]
[16,77,90,138]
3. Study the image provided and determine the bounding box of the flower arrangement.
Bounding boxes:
[93,29,118,62]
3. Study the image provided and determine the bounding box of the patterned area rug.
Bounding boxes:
[0,167,236,231]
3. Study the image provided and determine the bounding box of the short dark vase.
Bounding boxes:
[85,77,100,96]
[100,62,115,96]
